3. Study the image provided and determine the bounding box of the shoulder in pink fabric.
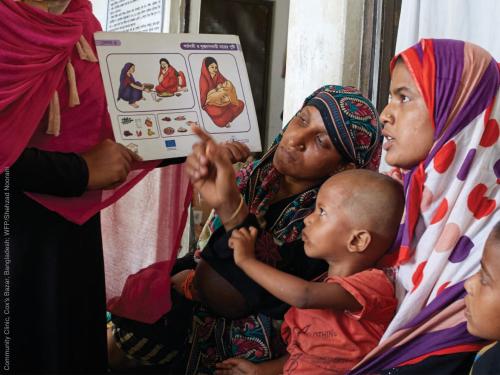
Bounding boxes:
[0,0,159,224]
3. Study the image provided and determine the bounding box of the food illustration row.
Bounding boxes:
[118,112,200,140]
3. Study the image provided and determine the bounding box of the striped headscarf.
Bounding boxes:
[305,85,382,170]
[353,39,500,373]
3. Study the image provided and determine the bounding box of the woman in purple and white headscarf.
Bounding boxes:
[352,39,499,375]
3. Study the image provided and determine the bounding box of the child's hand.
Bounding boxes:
[386,167,404,185]
[229,227,258,267]
[215,358,260,375]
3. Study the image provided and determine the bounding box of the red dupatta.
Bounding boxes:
[0,0,159,224]
[199,58,227,107]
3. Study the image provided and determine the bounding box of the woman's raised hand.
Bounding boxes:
[185,125,246,226]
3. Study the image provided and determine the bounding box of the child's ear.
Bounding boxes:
[347,230,371,253]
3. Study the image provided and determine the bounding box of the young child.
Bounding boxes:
[464,222,500,375]
[216,169,405,375]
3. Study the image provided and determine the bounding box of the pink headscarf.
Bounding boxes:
[352,39,499,374]
[0,0,159,224]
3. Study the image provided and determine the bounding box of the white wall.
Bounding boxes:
[264,0,290,148]
[283,0,363,124]
[90,0,107,27]
[396,0,500,60]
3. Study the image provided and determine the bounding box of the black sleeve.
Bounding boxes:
[201,215,265,312]
[157,157,186,168]
[201,214,327,319]
[8,148,89,197]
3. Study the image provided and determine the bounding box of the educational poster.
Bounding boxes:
[95,32,261,161]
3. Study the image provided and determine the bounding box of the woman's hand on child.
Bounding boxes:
[228,227,258,267]
[81,139,142,190]
[215,357,260,375]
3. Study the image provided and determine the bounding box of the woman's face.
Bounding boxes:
[22,0,70,13]
[127,65,135,75]
[160,61,169,69]
[380,60,434,169]
[208,63,218,76]
[273,105,344,184]
[464,234,500,341]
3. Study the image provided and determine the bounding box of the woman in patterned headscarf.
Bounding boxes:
[351,39,499,374]
[108,85,382,372]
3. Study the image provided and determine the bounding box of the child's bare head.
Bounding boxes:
[465,222,500,340]
[302,169,404,267]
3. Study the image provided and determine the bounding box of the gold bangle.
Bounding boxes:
[226,194,245,223]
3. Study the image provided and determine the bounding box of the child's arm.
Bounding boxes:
[229,227,361,311]
[215,354,288,375]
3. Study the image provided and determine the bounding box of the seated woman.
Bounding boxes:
[351,39,499,374]
[155,58,187,97]
[108,85,383,374]
[199,56,245,127]
[117,62,149,108]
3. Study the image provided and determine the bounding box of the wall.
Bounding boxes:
[283,0,364,124]
[264,0,290,148]
[90,0,107,26]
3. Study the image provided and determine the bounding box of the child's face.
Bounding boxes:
[380,61,434,169]
[464,234,500,340]
[273,106,344,183]
[302,179,351,260]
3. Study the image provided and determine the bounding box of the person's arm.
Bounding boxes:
[130,82,144,90]
[157,157,186,168]
[9,139,142,196]
[9,147,88,197]
[229,227,361,311]
[215,354,288,375]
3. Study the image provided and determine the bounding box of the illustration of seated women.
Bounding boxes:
[155,58,187,97]
[117,62,150,108]
[199,56,245,127]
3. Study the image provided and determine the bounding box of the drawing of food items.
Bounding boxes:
[158,112,199,137]
[119,115,159,140]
